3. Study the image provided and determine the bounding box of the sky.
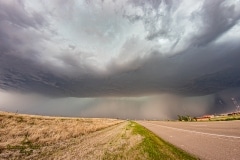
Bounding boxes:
[0,0,240,119]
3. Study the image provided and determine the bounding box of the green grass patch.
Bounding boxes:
[209,115,240,121]
[131,121,199,160]
[7,136,40,156]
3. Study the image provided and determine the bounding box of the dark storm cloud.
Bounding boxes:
[0,0,240,99]
[0,1,49,63]
[1,41,240,97]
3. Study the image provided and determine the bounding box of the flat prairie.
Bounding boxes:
[0,111,197,160]
[0,111,122,159]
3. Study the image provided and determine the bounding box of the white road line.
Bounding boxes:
[190,125,207,127]
[142,122,240,139]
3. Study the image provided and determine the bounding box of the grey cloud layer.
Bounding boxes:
[0,0,240,98]
[192,0,240,46]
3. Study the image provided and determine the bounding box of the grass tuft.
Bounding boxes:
[7,136,40,156]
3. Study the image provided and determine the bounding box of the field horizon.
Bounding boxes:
[0,110,197,160]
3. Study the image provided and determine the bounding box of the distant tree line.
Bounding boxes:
[177,115,197,121]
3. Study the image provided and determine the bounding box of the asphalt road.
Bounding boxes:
[137,120,240,160]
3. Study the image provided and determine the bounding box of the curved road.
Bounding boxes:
[137,120,240,160]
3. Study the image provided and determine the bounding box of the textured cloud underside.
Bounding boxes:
[0,0,240,97]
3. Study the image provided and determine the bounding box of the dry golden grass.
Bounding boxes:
[0,112,196,160]
[0,111,122,158]
[44,122,143,160]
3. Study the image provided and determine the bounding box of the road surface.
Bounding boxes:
[137,120,240,160]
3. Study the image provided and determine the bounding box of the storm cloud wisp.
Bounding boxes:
[0,0,240,118]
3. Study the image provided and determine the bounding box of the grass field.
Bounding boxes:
[130,122,198,160]
[209,115,240,121]
[0,111,122,159]
[101,121,198,160]
[0,111,198,159]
